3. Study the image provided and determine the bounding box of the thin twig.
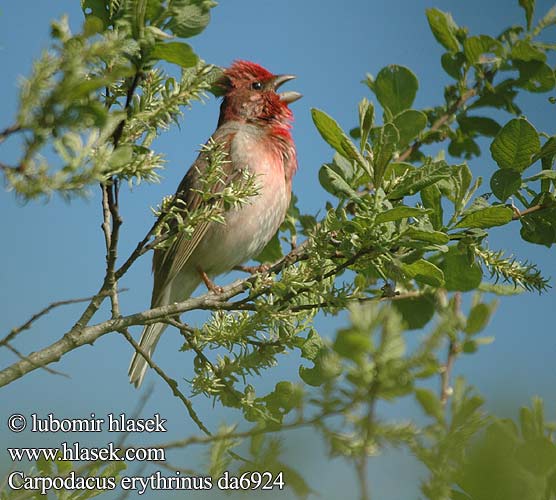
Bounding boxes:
[116,383,155,448]
[103,181,123,318]
[151,400,360,451]
[3,342,69,378]
[0,240,400,388]
[119,328,212,436]
[0,290,127,348]
[511,204,546,220]
[120,326,250,464]
[0,123,23,145]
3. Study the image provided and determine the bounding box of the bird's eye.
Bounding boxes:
[251,81,263,90]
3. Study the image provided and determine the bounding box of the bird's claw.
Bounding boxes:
[198,268,224,294]
[234,263,271,274]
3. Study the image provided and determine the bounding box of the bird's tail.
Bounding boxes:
[128,268,201,388]
[128,322,167,388]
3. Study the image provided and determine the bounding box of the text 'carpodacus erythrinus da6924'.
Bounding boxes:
[129,60,302,387]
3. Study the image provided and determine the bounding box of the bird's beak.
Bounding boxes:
[272,74,303,104]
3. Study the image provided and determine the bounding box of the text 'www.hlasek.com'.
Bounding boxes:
[5,413,285,495]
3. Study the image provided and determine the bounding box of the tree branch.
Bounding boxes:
[0,243,309,388]
[511,203,546,220]
[0,123,23,145]
[0,290,126,348]
[119,328,212,436]
[3,342,69,378]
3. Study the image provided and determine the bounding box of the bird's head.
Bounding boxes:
[218,60,302,128]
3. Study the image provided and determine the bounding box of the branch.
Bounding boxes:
[0,237,414,389]
[398,86,478,163]
[0,243,309,388]
[0,123,23,145]
[151,400,360,451]
[511,203,546,220]
[3,342,69,378]
[119,328,212,436]
[101,182,123,318]
[0,290,126,348]
[119,327,251,464]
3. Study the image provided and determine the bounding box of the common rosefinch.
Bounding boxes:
[129,60,301,387]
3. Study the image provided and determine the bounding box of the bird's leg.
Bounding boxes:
[197,267,224,294]
[233,263,271,274]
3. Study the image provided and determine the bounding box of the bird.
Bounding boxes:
[128,60,302,387]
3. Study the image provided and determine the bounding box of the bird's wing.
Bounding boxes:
[151,126,240,306]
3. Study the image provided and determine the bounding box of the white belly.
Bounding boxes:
[190,127,289,275]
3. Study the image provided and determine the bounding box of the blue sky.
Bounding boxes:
[1,1,555,498]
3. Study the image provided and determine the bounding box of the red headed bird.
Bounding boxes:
[129,60,302,387]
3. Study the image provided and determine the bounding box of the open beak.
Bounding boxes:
[272,74,303,104]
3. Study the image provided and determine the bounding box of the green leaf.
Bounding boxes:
[375,206,430,224]
[532,136,556,163]
[393,109,427,148]
[311,108,347,152]
[254,232,282,263]
[298,330,325,361]
[465,303,494,334]
[404,227,450,244]
[449,133,481,159]
[415,388,444,422]
[81,0,110,28]
[426,8,460,52]
[402,259,445,287]
[108,145,133,168]
[490,118,541,171]
[146,0,165,21]
[263,382,302,414]
[83,15,105,37]
[463,340,478,353]
[358,97,375,148]
[520,209,556,246]
[421,184,444,229]
[511,40,546,62]
[451,163,473,213]
[166,0,215,38]
[441,247,483,291]
[367,65,419,116]
[392,295,435,330]
[490,169,522,202]
[516,61,556,93]
[519,0,535,30]
[441,52,465,79]
[463,35,503,65]
[458,116,501,137]
[456,206,514,229]
[372,123,400,186]
[299,352,341,386]
[516,437,556,476]
[311,109,367,170]
[333,328,371,362]
[319,164,357,198]
[387,162,452,199]
[151,42,198,67]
